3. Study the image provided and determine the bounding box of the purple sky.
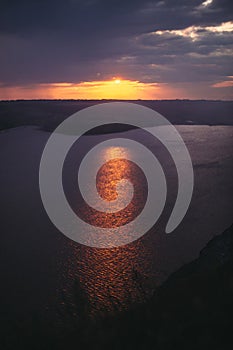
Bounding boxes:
[0,0,232,99]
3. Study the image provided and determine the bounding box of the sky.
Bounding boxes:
[0,0,232,100]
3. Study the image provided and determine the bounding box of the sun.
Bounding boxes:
[6,78,161,100]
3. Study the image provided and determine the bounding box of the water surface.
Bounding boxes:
[0,125,233,322]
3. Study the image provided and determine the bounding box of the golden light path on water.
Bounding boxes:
[59,145,155,318]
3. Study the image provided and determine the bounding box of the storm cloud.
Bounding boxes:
[0,0,232,98]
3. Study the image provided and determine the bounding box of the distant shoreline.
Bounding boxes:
[1,100,233,132]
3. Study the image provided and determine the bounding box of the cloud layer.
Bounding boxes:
[0,0,232,99]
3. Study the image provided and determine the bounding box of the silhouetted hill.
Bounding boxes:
[78,223,233,350]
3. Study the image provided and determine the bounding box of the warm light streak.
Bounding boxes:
[213,79,233,88]
[0,78,161,100]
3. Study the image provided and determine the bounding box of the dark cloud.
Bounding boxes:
[0,0,232,97]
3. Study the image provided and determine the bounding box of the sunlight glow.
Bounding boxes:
[153,21,233,41]
[201,0,213,7]
[0,78,162,100]
[213,78,233,88]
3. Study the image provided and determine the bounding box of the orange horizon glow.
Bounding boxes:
[1,77,232,101]
[0,78,163,100]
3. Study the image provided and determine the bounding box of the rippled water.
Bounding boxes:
[60,142,152,317]
[1,125,233,322]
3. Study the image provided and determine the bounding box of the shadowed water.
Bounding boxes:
[0,125,233,323]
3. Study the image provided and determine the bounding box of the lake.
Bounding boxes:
[0,124,233,325]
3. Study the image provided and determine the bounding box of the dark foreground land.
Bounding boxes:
[0,100,233,133]
[2,224,233,350]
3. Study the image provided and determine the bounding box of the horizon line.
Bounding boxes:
[1,98,233,102]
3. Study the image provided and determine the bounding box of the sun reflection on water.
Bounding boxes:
[59,145,154,318]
